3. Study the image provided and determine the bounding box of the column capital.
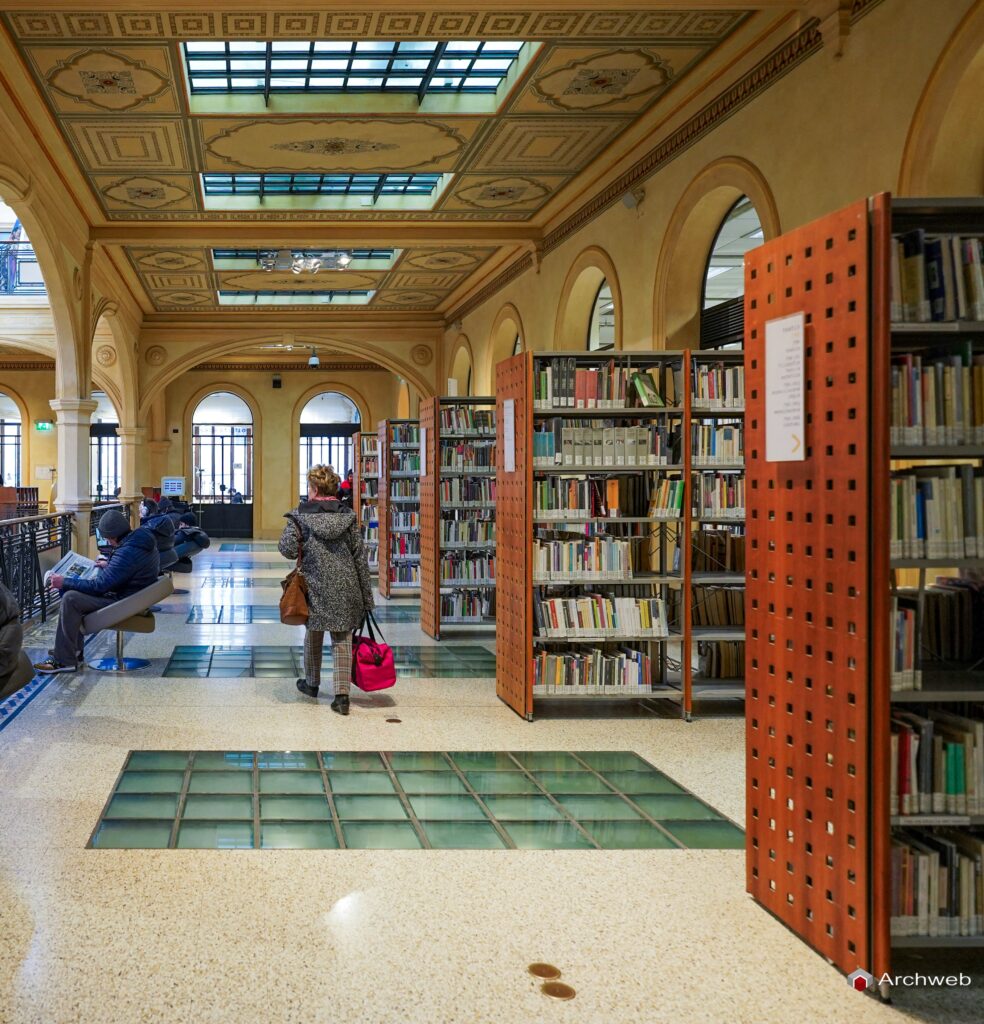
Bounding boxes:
[116,426,147,443]
[49,397,99,420]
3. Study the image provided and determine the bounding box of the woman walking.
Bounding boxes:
[279,464,374,715]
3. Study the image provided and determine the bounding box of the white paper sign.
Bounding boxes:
[765,312,806,462]
[503,399,516,473]
[419,426,427,478]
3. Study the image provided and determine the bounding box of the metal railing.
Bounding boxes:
[0,240,46,296]
[0,511,72,622]
[89,502,132,535]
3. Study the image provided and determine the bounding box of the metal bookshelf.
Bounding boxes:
[377,418,420,599]
[354,431,379,575]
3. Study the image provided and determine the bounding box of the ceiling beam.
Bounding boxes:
[19,1,808,10]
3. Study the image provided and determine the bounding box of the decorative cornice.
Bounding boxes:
[0,360,55,370]
[190,361,386,373]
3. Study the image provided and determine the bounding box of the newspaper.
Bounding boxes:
[44,551,100,585]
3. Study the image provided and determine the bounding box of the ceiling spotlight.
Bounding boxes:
[260,249,350,274]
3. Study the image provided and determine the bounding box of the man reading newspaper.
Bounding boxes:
[34,510,160,675]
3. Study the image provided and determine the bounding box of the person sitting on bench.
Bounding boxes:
[33,510,160,675]
[174,511,210,559]
[140,498,177,570]
[0,582,31,697]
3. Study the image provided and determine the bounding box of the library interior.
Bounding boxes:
[1,0,983,1021]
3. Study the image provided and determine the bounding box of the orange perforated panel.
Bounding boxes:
[419,399,439,639]
[377,421,390,600]
[744,199,873,975]
[496,353,532,719]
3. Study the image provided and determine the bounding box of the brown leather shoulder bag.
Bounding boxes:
[279,518,309,625]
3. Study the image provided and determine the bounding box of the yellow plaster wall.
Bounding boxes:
[160,368,403,538]
[0,368,58,503]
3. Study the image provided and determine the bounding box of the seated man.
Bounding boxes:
[34,510,160,675]
[174,511,210,559]
[140,498,177,570]
[0,582,31,697]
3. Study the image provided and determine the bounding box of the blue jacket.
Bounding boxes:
[63,527,161,599]
[141,512,176,555]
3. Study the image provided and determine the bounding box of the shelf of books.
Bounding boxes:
[354,431,380,574]
[376,418,420,599]
[419,397,497,639]
[496,349,694,720]
[745,194,984,992]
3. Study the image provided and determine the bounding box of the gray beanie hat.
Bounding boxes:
[99,509,131,540]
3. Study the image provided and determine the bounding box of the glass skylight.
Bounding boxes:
[184,41,524,97]
[212,248,394,262]
[218,290,374,306]
[203,174,442,201]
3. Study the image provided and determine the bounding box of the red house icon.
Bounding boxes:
[847,968,874,991]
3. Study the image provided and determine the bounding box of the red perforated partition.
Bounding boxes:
[419,399,439,638]
[744,199,874,975]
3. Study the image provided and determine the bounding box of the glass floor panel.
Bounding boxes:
[185,604,420,624]
[195,577,283,588]
[162,645,495,678]
[90,752,742,850]
[218,543,280,551]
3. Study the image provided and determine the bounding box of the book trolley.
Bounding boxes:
[744,195,984,994]
[377,418,420,599]
[419,396,497,639]
[353,431,379,574]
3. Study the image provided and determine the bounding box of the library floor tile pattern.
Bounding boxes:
[187,603,422,623]
[89,750,743,851]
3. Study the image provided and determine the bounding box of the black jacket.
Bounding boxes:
[0,583,22,680]
[62,527,161,599]
[142,512,176,555]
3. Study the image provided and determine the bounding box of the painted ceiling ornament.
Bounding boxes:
[376,291,441,306]
[531,48,675,112]
[104,176,190,210]
[410,345,433,366]
[272,138,398,156]
[45,48,171,112]
[405,250,482,271]
[145,345,167,366]
[95,344,116,367]
[157,292,212,306]
[136,250,205,271]
[455,176,550,210]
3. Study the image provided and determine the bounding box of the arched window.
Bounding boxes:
[0,391,22,487]
[587,279,615,351]
[192,391,254,502]
[299,391,360,499]
[0,201,44,297]
[512,333,522,356]
[89,391,120,501]
[700,196,762,349]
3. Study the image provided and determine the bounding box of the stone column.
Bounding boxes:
[49,397,98,552]
[117,426,147,514]
[147,439,172,490]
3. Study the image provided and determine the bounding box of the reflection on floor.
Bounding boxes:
[89,750,743,850]
[199,559,285,570]
[186,604,422,624]
[193,576,281,588]
[218,543,279,551]
[162,644,497,678]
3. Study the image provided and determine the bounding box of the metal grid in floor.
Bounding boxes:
[89,750,744,850]
[162,644,495,678]
[199,559,285,569]
[218,543,280,551]
[195,577,282,588]
[186,604,421,624]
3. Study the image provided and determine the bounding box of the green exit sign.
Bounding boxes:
[34,421,54,432]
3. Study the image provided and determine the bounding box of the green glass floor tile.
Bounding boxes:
[464,771,540,796]
[260,795,331,821]
[503,821,597,850]
[91,820,173,849]
[511,752,587,772]
[661,819,745,849]
[261,822,339,849]
[188,771,253,795]
[407,794,486,820]
[600,771,686,795]
[127,752,189,771]
[396,771,468,795]
[182,794,254,820]
[554,794,643,820]
[177,821,254,849]
[631,794,723,821]
[422,821,506,849]
[341,821,421,849]
[386,752,448,771]
[192,751,254,771]
[116,771,184,794]
[209,667,252,678]
[482,796,566,821]
[450,752,522,771]
[578,751,654,773]
[322,752,386,771]
[254,666,292,677]
[260,771,326,795]
[105,793,180,819]
[334,795,407,821]
[257,751,320,770]
[327,771,396,795]
[581,820,679,849]
[533,771,612,795]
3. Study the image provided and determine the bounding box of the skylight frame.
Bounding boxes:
[212,247,395,262]
[202,173,443,202]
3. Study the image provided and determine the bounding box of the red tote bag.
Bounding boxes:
[351,612,396,692]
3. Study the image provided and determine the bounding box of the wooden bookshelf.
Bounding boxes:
[420,396,497,639]
[353,431,379,574]
[745,194,984,992]
[377,418,420,599]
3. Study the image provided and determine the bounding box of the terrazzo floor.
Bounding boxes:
[1,540,978,1023]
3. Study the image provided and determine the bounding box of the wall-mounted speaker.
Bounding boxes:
[272,374,282,389]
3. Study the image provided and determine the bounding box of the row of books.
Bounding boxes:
[692,423,743,464]
[533,592,671,638]
[890,466,984,559]
[696,640,744,680]
[360,479,379,498]
[391,424,419,445]
[533,422,681,468]
[391,453,421,473]
[891,598,920,691]
[439,477,495,507]
[533,536,633,581]
[439,407,494,433]
[693,473,745,519]
[441,519,495,545]
[691,362,744,409]
[440,441,496,471]
[440,553,495,583]
[360,457,379,475]
[440,589,496,620]
[390,480,420,500]
[533,358,681,410]
[692,586,744,627]
[389,563,420,586]
[892,230,984,323]
[891,828,984,937]
[390,535,420,557]
[533,476,651,520]
[692,528,746,573]
[532,647,654,693]
[391,511,419,530]
[890,351,984,445]
[361,436,378,454]
[891,709,983,815]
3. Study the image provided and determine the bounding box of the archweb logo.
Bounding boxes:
[847,968,874,992]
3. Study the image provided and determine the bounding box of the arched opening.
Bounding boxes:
[0,200,44,297]
[485,303,527,390]
[512,333,522,356]
[298,391,360,499]
[192,391,254,503]
[587,279,616,351]
[555,248,622,351]
[396,381,411,418]
[89,390,121,502]
[448,338,473,396]
[0,390,22,487]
